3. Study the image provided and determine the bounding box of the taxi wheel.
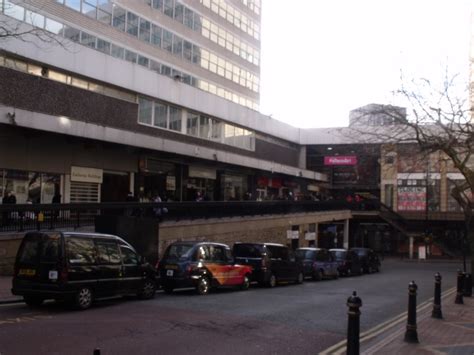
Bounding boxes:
[312,270,322,281]
[74,287,93,310]
[138,279,156,299]
[296,272,304,284]
[196,277,210,295]
[266,273,277,288]
[240,275,250,291]
[24,295,43,307]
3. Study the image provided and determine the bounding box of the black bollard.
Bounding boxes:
[463,273,472,297]
[404,281,419,343]
[455,270,464,304]
[431,272,443,319]
[346,291,362,355]
[93,349,101,355]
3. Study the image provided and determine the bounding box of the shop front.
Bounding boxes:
[0,169,61,204]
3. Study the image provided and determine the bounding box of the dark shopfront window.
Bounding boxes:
[0,169,60,204]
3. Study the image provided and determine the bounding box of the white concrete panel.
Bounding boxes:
[0,106,328,182]
[1,31,301,143]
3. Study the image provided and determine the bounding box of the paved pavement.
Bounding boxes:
[0,276,21,303]
[361,293,474,354]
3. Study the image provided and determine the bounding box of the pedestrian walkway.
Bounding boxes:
[0,276,21,304]
[363,293,474,354]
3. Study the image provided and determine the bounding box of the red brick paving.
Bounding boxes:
[365,295,474,354]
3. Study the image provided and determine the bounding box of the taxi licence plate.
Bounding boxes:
[18,268,36,276]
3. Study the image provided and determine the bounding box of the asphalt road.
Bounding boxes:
[0,259,461,355]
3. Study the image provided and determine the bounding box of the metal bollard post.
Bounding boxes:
[463,273,472,297]
[346,291,362,355]
[404,281,419,343]
[455,270,464,304]
[432,272,442,319]
[93,349,101,355]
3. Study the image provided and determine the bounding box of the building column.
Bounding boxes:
[409,236,414,259]
[314,223,319,247]
[129,172,135,195]
[344,219,350,249]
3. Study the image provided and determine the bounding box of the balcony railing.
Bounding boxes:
[0,199,380,233]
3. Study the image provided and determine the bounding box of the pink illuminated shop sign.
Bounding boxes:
[324,156,357,166]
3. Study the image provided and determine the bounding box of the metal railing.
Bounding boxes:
[0,199,381,233]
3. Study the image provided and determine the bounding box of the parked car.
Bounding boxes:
[295,248,339,280]
[233,243,304,287]
[158,241,252,295]
[12,231,157,310]
[329,248,363,276]
[350,248,381,273]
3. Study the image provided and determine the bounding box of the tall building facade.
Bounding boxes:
[0,0,325,204]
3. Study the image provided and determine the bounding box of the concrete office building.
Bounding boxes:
[0,0,326,205]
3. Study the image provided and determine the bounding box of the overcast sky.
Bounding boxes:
[259,0,472,128]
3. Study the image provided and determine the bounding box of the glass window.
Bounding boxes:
[210,119,222,142]
[5,1,25,21]
[199,115,210,139]
[139,18,151,42]
[183,40,192,61]
[80,32,96,48]
[223,124,235,145]
[193,13,202,32]
[71,77,89,89]
[138,55,149,67]
[161,65,171,76]
[97,3,112,25]
[192,45,201,64]
[96,38,111,54]
[162,29,172,52]
[67,237,96,265]
[187,112,199,137]
[138,97,153,125]
[65,0,81,11]
[112,6,126,32]
[172,35,182,57]
[169,106,181,132]
[152,0,163,10]
[96,241,121,264]
[120,246,139,265]
[174,3,183,23]
[126,12,139,37]
[154,102,168,128]
[209,245,226,262]
[25,10,45,28]
[150,60,161,73]
[184,7,193,28]
[163,0,174,17]
[18,236,40,264]
[111,44,124,59]
[45,18,63,34]
[82,1,97,19]
[151,24,162,47]
[125,50,137,63]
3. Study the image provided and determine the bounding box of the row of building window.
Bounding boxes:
[55,0,260,93]
[1,1,258,110]
[239,0,261,16]
[200,0,260,40]
[144,0,260,66]
[138,97,255,151]
[0,53,137,102]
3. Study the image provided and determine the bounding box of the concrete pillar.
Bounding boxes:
[344,219,350,249]
[129,172,135,195]
[314,223,318,247]
[409,236,414,259]
[298,146,307,170]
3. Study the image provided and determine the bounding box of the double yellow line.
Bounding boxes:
[320,287,457,354]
